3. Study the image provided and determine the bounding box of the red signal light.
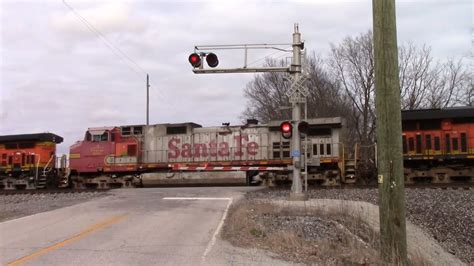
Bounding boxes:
[188,53,201,68]
[280,121,292,139]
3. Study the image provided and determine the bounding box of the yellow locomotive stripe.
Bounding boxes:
[7,214,128,266]
[69,153,81,159]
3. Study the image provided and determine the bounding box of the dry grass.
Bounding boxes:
[222,199,431,265]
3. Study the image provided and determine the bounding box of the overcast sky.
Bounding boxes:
[0,0,471,153]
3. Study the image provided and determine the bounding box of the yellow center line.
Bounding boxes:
[7,214,128,266]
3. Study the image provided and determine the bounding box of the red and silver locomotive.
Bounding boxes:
[68,117,347,188]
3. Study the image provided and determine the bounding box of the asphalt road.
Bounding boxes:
[0,187,281,266]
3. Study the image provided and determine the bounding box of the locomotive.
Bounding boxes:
[401,107,474,184]
[67,117,347,189]
[1,106,473,190]
[0,133,67,189]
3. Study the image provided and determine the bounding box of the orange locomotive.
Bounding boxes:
[0,133,66,189]
[401,107,474,184]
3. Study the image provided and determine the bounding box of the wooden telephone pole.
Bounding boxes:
[373,0,407,264]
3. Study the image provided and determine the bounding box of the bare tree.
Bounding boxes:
[328,31,375,148]
[398,44,469,109]
[398,43,433,109]
[425,58,470,108]
[242,55,351,123]
[241,59,291,122]
[458,82,473,106]
[304,54,352,118]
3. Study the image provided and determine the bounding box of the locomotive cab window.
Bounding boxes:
[122,127,131,136]
[326,144,331,155]
[92,132,109,142]
[85,131,92,141]
[133,127,143,135]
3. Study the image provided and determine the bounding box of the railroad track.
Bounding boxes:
[0,182,471,195]
[0,188,110,196]
[338,183,473,190]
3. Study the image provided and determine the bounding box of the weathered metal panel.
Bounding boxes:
[139,118,344,165]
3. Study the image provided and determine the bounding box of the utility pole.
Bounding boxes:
[146,74,150,125]
[373,0,407,264]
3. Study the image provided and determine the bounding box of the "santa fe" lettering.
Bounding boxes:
[168,135,259,159]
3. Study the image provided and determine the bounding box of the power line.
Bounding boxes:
[61,0,147,76]
[62,0,166,101]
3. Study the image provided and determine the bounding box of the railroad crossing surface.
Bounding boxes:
[0,187,284,266]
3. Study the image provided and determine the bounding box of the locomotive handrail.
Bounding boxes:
[43,155,55,176]
[35,154,40,183]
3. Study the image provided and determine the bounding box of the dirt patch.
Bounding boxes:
[0,192,107,222]
[222,200,384,265]
[247,187,473,264]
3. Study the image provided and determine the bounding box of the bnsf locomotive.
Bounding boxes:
[402,107,474,184]
[0,133,67,189]
[1,106,473,190]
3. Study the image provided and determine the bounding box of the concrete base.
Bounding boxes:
[289,192,308,201]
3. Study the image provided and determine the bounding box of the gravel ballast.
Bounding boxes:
[247,187,474,264]
[0,192,107,222]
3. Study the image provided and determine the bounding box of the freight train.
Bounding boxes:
[1,106,473,190]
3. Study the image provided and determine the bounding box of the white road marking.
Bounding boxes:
[162,197,233,262]
[163,197,231,201]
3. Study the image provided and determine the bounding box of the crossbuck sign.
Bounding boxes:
[285,75,309,103]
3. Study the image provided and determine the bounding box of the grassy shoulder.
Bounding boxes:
[222,199,428,265]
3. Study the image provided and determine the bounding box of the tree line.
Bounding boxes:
[242,30,472,149]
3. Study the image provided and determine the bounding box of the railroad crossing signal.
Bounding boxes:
[188,52,219,68]
[280,121,292,139]
[189,24,307,201]
[298,121,309,137]
[285,75,309,103]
